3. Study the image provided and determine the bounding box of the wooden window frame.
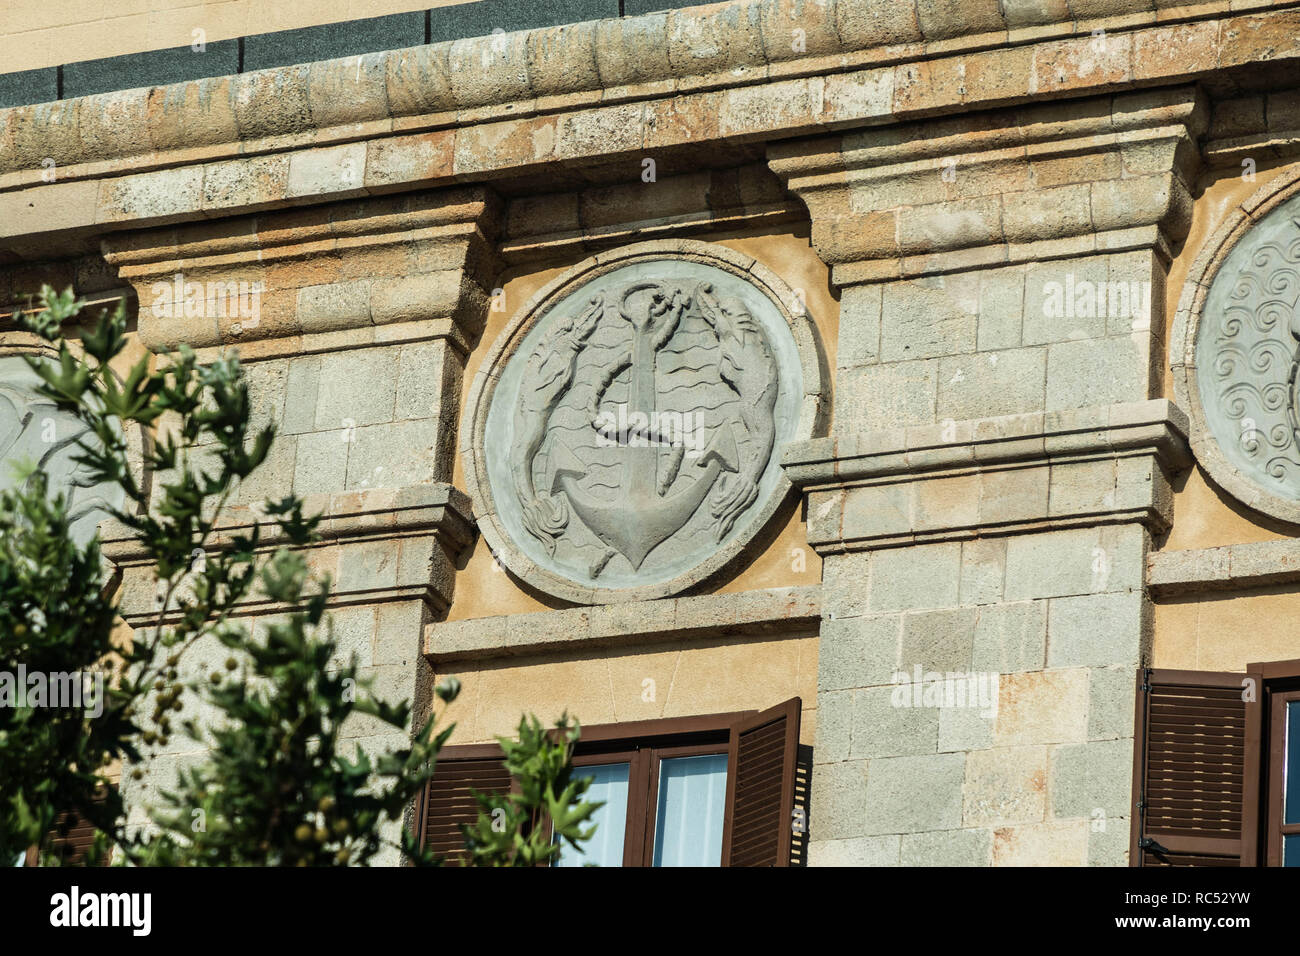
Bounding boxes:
[560,710,743,868]
[1266,688,1300,865]
[1246,658,1300,866]
[427,705,803,867]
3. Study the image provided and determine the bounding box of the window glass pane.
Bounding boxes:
[652,753,728,867]
[1286,835,1300,867]
[1286,701,1300,825]
[554,762,629,867]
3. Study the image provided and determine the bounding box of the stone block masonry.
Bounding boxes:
[3,0,1296,868]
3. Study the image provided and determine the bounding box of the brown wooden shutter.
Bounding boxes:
[47,808,100,865]
[721,696,800,867]
[45,786,115,866]
[419,747,511,863]
[1133,669,1251,866]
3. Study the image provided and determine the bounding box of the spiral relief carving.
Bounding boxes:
[1197,209,1300,502]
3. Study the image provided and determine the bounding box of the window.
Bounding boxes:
[557,730,733,867]
[1131,662,1300,866]
[1251,659,1300,866]
[419,699,804,867]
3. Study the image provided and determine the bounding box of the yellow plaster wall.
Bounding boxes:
[434,632,819,747]
[1153,586,1300,673]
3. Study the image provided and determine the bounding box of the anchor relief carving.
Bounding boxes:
[507,277,779,579]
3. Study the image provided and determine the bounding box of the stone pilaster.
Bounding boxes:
[99,189,498,860]
[100,185,500,503]
[770,87,1204,865]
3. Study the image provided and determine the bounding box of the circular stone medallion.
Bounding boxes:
[0,354,126,544]
[464,241,825,604]
[1193,190,1300,514]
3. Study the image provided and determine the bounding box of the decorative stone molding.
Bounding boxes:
[769,86,1207,287]
[101,484,476,625]
[498,164,803,266]
[1203,87,1300,168]
[1148,538,1300,597]
[99,186,502,358]
[424,584,821,664]
[1171,164,1300,525]
[783,399,1192,552]
[1,5,1290,255]
[1,0,1269,179]
[461,238,828,604]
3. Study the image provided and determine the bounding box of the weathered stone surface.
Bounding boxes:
[815,688,853,763]
[994,669,1089,747]
[900,606,977,672]
[837,361,939,433]
[313,349,397,430]
[851,685,939,758]
[426,585,822,662]
[868,542,962,612]
[528,22,601,97]
[809,834,901,866]
[993,819,1088,866]
[971,601,1046,673]
[939,704,994,754]
[958,538,1006,606]
[963,745,1047,827]
[900,827,993,866]
[293,429,350,496]
[861,753,966,835]
[1087,815,1130,866]
[936,347,1047,421]
[667,2,766,81]
[1003,526,1143,601]
[836,0,923,48]
[818,614,900,691]
[1046,592,1148,669]
[231,65,314,141]
[810,759,870,841]
[1050,738,1133,819]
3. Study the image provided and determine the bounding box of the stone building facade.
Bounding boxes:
[4,0,1300,865]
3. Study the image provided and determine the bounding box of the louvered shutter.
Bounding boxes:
[721,696,800,867]
[1134,669,1251,866]
[48,808,100,865]
[420,750,512,863]
[43,786,116,866]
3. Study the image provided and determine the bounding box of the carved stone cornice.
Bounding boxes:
[99,187,502,357]
[101,483,477,624]
[2,0,1268,182]
[1,4,1291,256]
[1148,538,1300,597]
[782,399,1192,553]
[769,86,1208,286]
[425,584,821,664]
